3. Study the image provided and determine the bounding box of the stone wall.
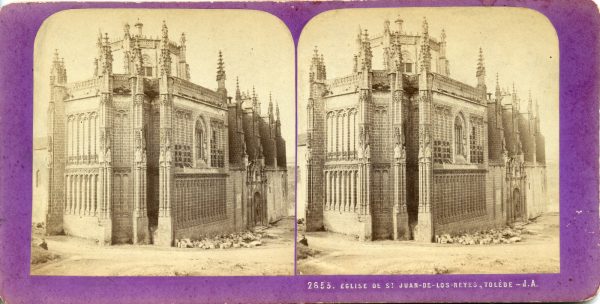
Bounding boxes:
[524,164,546,219]
[63,215,106,241]
[323,210,369,239]
[265,168,288,222]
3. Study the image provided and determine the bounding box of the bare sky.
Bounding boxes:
[298,7,559,164]
[34,9,295,161]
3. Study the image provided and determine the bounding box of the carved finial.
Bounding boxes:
[276,101,280,121]
[134,18,143,36]
[384,19,390,33]
[419,17,431,73]
[180,32,186,45]
[395,15,403,33]
[441,29,446,42]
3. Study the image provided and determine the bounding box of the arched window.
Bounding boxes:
[195,119,205,164]
[455,115,465,157]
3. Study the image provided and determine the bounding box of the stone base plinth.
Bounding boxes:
[155,216,173,247]
[132,215,149,244]
[98,218,112,246]
[395,211,410,240]
[414,211,433,243]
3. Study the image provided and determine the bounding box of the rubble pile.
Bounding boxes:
[175,231,266,249]
[435,224,530,245]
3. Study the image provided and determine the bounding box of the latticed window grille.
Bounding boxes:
[174,110,193,168]
[433,106,452,164]
[210,122,225,168]
[470,117,484,164]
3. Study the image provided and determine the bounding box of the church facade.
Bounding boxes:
[304,17,547,242]
[44,21,288,246]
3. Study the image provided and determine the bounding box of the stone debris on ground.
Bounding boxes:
[174,231,266,249]
[435,224,530,245]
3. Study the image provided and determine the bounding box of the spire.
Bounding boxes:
[252,86,257,111]
[268,92,274,118]
[512,82,520,112]
[235,77,242,102]
[310,46,326,82]
[476,47,486,93]
[159,21,171,77]
[161,20,168,44]
[99,33,113,76]
[528,90,533,114]
[495,73,501,98]
[359,29,372,72]
[419,17,431,73]
[50,49,64,84]
[276,101,280,121]
[476,47,485,77]
[217,50,225,81]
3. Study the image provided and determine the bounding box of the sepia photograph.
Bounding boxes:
[296,7,560,275]
[31,9,296,276]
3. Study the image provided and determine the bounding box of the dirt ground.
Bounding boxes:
[31,217,295,276]
[297,212,560,275]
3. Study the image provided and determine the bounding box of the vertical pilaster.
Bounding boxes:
[414,18,434,243]
[156,21,175,246]
[97,33,114,245]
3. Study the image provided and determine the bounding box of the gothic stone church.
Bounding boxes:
[304,17,547,242]
[44,21,288,246]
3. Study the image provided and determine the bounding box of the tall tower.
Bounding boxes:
[46,50,68,235]
[414,17,434,242]
[305,47,327,231]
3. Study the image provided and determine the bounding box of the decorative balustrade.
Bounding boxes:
[172,78,225,108]
[67,78,101,92]
[431,73,483,103]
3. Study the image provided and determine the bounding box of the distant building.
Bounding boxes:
[43,20,288,246]
[304,17,547,241]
